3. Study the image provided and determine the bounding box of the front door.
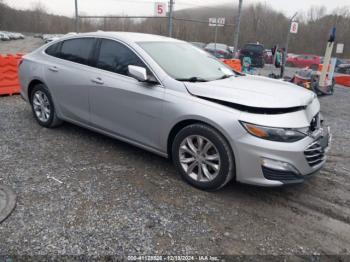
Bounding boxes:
[89,39,165,150]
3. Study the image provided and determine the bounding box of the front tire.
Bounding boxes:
[172,124,235,191]
[30,84,62,128]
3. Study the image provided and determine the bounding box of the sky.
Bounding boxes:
[3,0,350,17]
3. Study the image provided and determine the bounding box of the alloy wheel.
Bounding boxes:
[32,90,51,122]
[179,135,221,182]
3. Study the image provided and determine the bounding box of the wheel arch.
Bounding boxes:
[27,79,45,103]
[166,118,235,161]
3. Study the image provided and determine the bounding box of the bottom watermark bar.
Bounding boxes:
[0,255,349,262]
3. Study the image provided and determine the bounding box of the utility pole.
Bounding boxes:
[233,0,243,52]
[282,12,298,77]
[168,0,174,37]
[75,0,79,33]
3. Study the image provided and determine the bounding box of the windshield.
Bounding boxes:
[138,41,234,81]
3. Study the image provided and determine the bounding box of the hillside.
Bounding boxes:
[0,1,349,56]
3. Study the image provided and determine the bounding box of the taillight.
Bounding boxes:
[18,59,23,67]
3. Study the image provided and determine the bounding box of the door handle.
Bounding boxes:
[91,77,104,85]
[48,66,59,72]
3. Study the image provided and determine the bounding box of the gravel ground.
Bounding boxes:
[0,37,350,259]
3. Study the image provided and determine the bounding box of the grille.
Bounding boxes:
[304,140,325,167]
[262,166,301,181]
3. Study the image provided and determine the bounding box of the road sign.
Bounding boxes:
[209,17,225,27]
[290,21,299,34]
[336,43,344,54]
[154,2,167,17]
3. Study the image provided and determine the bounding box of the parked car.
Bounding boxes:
[43,34,64,43]
[336,64,350,74]
[204,43,233,59]
[190,42,206,49]
[320,57,348,70]
[239,43,265,68]
[19,32,330,190]
[286,54,321,69]
[0,32,10,41]
[0,31,24,41]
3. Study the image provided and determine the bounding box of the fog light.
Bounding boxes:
[261,158,300,174]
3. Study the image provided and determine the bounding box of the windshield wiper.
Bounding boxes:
[217,74,235,80]
[176,77,208,82]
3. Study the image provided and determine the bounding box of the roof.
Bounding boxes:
[75,31,181,43]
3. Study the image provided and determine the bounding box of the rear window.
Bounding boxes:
[243,44,264,53]
[59,38,96,65]
[45,42,60,57]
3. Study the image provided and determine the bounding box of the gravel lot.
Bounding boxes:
[0,37,350,259]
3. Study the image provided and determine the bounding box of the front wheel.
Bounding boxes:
[172,124,235,191]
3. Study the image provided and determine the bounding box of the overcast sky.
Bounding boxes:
[3,0,350,17]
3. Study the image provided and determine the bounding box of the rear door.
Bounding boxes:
[89,38,165,149]
[45,37,97,124]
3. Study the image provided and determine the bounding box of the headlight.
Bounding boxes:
[240,121,308,142]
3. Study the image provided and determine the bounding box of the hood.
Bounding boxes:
[185,75,316,109]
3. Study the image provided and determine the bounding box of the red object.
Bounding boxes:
[335,75,350,87]
[287,54,321,68]
[221,59,242,72]
[0,53,23,96]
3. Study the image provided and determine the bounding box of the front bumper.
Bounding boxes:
[233,126,331,186]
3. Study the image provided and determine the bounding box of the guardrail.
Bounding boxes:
[0,53,23,96]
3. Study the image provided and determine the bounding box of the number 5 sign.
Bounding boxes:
[154,2,167,17]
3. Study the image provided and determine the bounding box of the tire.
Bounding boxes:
[172,124,235,191]
[30,83,62,128]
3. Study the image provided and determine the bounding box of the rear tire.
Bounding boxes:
[172,124,235,191]
[30,84,62,128]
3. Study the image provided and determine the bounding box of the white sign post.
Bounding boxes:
[290,21,299,34]
[154,2,167,17]
[209,17,225,27]
[336,43,344,54]
[209,18,225,57]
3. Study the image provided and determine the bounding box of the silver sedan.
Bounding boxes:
[19,32,330,190]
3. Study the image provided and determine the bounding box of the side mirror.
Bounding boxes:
[128,65,148,82]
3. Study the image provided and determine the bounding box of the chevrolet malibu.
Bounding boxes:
[19,32,330,190]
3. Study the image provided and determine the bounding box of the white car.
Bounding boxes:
[0,32,10,41]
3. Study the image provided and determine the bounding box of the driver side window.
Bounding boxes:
[96,39,147,77]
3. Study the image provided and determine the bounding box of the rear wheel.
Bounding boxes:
[30,84,62,128]
[172,124,235,191]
